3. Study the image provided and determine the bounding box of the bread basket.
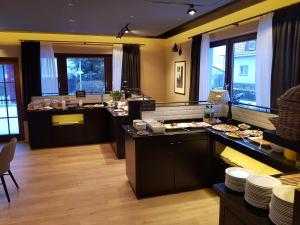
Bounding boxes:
[269,85,300,141]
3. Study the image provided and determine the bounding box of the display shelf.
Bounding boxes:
[263,130,300,153]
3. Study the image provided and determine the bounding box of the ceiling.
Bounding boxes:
[0,0,234,37]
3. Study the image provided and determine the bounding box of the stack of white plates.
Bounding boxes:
[225,167,253,192]
[269,185,295,225]
[245,174,281,209]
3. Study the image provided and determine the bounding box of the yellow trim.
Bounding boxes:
[52,114,84,126]
[220,147,282,176]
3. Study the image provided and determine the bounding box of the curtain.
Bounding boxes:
[21,41,41,108]
[121,44,141,89]
[40,42,59,96]
[112,44,123,91]
[255,13,273,108]
[271,3,300,109]
[199,34,210,101]
[189,35,202,102]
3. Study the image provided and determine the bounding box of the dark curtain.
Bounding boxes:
[189,35,202,102]
[21,41,41,108]
[271,3,300,109]
[121,44,141,89]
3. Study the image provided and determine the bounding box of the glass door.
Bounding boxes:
[0,58,23,141]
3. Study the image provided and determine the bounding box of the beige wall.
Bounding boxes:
[0,37,167,102]
[165,40,191,102]
[53,44,112,54]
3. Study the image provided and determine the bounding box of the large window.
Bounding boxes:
[209,45,226,90]
[55,54,112,95]
[208,33,265,110]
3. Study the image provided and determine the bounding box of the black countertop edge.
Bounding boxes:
[28,106,129,118]
[123,125,208,139]
[208,128,299,172]
[124,124,299,172]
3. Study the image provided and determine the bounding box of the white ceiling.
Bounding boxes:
[0,0,234,37]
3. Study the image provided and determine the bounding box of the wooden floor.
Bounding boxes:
[0,143,219,225]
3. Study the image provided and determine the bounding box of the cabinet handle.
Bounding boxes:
[177,141,182,145]
[170,142,175,145]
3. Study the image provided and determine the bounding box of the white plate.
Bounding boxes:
[226,167,252,179]
[247,174,281,189]
[273,185,296,204]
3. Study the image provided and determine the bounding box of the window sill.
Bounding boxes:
[232,103,272,114]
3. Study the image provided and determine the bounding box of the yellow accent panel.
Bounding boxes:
[220,146,282,176]
[168,0,300,43]
[52,114,84,126]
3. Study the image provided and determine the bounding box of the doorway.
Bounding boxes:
[0,58,24,142]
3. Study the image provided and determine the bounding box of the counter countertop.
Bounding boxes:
[28,106,129,117]
[124,124,299,172]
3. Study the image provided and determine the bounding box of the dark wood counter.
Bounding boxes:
[106,108,129,159]
[28,107,108,149]
[124,126,212,198]
[208,128,299,173]
[213,183,272,225]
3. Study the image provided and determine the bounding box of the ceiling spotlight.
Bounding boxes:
[124,26,130,34]
[116,23,130,39]
[187,4,197,15]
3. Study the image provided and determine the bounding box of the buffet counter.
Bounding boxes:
[123,120,300,198]
[27,106,129,150]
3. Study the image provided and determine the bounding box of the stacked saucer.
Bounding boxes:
[245,174,281,209]
[225,167,252,192]
[269,185,295,225]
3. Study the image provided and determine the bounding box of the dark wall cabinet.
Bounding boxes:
[125,131,211,198]
[28,108,107,149]
[107,111,130,159]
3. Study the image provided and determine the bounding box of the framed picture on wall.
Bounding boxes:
[174,61,186,95]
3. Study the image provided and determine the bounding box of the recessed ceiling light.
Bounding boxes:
[187,5,197,15]
[68,2,74,7]
[69,19,75,23]
[130,15,135,18]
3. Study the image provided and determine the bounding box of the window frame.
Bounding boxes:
[210,33,259,108]
[55,53,112,95]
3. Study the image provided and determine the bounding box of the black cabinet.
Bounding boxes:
[107,109,130,159]
[28,108,107,149]
[175,137,210,191]
[138,138,174,195]
[125,131,211,198]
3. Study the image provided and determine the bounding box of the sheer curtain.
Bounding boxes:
[255,13,273,108]
[198,34,210,101]
[112,44,123,91]
[40,42,59,95]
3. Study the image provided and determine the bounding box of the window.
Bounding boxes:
[233,40,256,105]
[55,54,112,95]
[246,40,256,51]
[209,45,226,90]
[239,65,249,76]
[209,33,266,110]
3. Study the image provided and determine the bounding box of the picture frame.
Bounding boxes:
[174,61,186,95]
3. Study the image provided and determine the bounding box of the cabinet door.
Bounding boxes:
[223,208,245,225]
[175,137,210,191]
[138,138,175,197]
